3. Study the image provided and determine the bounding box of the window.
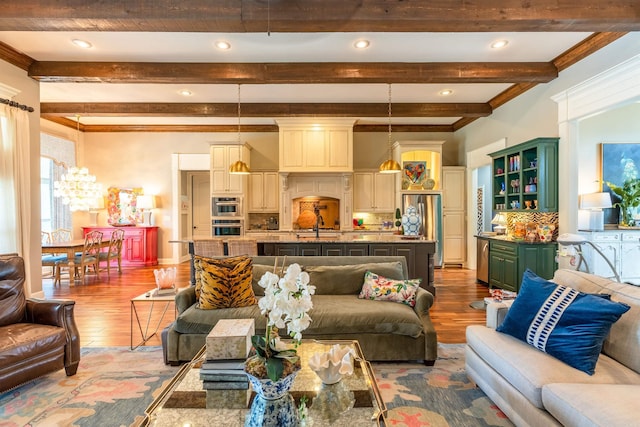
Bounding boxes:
[40,133,74,233]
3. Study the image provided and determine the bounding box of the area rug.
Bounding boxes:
[0,346,178,427]
[374,343,513,427]
[0,344,512,427]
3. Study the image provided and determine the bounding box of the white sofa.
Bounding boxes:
[465,269,640,427]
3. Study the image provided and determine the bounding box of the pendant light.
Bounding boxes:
[229,84,251,175]
[379,83,401,173]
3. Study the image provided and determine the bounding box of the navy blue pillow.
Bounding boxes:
[497,269,630,375]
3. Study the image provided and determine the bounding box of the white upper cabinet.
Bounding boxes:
[353,171,395,212]
[442,166,466,210]
[210,144,249,194]
[277,119,354,173]
[248,172,279,212]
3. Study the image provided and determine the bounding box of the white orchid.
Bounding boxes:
[250,262,315,381]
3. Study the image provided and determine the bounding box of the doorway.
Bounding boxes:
[188,172,211,239]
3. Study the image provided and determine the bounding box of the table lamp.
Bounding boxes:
[580,192,612,231]
[491,213,507,235]
[137,195,156,226]
[88,196,105,226]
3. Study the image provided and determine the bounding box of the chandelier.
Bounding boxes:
[53,115,102,211]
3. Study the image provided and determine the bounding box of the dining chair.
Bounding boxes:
[226,239,258,257]
[41,231,65,279]
[193,239,225,258]
[99,228,125,277]
[56,230,103,285]
[51,228,72,243]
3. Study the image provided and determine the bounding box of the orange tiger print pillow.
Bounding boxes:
[193,255,257,309]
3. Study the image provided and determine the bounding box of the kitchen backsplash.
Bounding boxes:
[248,213,280,230]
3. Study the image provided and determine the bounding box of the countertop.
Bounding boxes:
[474,234,557,245]
[171,232,434,244]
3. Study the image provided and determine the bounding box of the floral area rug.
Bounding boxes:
[0,346,178,427]
[375,343,514,427]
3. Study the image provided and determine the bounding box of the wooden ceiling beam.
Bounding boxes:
[2,1,640,32]
[40,102,492,118]
[29,62,558,84]
[40,115,453,133]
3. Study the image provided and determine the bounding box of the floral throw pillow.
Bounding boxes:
[358,271,421,307]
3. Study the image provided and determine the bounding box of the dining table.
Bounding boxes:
[42,239,110,282]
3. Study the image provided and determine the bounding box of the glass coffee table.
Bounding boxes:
[141,340,386,426]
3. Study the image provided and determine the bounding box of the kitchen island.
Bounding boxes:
[258,235,436,294]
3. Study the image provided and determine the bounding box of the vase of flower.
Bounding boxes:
[245,260,315,399]
[245,393,300,427]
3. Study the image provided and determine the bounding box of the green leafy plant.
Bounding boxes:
[395,208,402,231]
[606,178,640,226]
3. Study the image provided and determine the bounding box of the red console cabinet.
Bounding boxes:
[82,226,158,267]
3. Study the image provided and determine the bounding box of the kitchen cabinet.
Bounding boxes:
[353,171,395,212]
[210,144,249,194]
[442,166,466,265]
[277,119,354,173]
[248,172,279,212]
[82,226,158,267]
[489,137,558,213]
[488,238,556,292]
[577,230,640,284]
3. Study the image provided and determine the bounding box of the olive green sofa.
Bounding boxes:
[162,256,437,365]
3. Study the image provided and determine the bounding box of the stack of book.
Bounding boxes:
[199,358,248,390]
[202,319,255,408]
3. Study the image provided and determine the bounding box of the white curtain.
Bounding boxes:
[0,104,31,261]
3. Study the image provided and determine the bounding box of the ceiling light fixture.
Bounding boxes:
[439,89,454,96]
[71,39,92,49]
[490,39,509,49]
[178,89,193,96]
[379,83,401,174]
[215,40,231,50]
[229,84,250,175]
[53,115,102,211]
[354,39,370,49]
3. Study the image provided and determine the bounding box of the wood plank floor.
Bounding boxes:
[42,262,489,348]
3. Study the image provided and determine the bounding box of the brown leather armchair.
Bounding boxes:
[0,254,80,392]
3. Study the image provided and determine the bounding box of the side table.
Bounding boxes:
[130,289,178,350]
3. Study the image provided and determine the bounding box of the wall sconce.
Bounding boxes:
[88,196,105,226]
[491,213,507,235]
[137,195,156,226]
[579,192,612,231]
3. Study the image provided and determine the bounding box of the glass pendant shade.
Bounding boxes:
[53,166,102,211]
[229,160,251,174]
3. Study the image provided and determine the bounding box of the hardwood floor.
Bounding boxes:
[42,262,489,348]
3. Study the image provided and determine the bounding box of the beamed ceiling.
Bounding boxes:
[0,1,638,133]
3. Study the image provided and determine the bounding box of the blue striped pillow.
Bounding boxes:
[496,269,630,375]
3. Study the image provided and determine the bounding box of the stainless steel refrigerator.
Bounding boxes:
[402,193,443,267]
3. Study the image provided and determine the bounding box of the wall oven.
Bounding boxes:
[212,219,243,236]
[212,197,242,217]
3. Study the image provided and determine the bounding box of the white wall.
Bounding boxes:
[456,33,640,235]
[0,60,41,295]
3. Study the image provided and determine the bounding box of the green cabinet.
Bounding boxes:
[488,239,557,292]
[489,137,558,213]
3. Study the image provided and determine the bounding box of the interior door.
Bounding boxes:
[191,172,211,238]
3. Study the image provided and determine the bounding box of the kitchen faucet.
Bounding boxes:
[313,204,327,238]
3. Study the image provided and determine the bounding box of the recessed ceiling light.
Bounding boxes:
[439,89,454,96]
[490,39,509,49]
[178,89,193,96]
[354,39,370,49]
[215,40,231,50]
[71,39,93,49]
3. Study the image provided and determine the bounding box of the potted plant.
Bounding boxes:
[606,178,640,227]
[394,208,403,235]
[245,261,316,400]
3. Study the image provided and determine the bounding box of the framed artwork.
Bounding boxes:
[402,161,430,190]
[107,186,144,225]
[601,142,640,223]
